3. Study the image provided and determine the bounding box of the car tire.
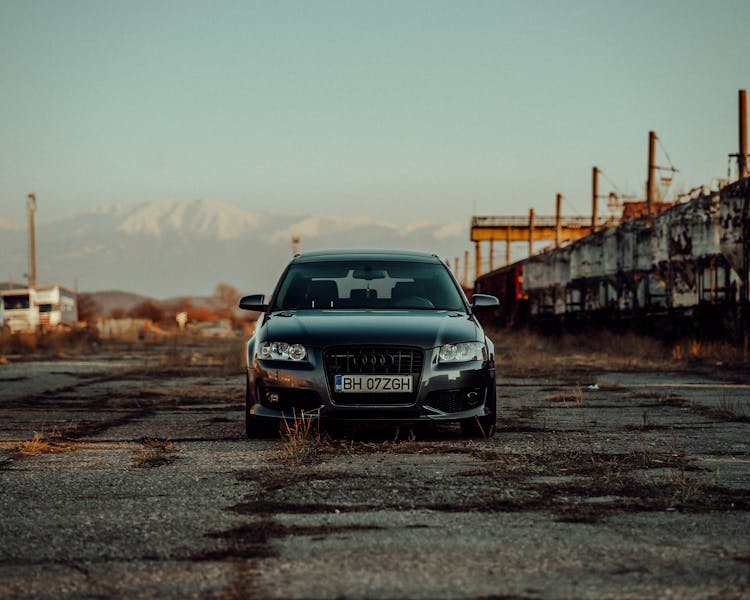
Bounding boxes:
[245,375,279,438]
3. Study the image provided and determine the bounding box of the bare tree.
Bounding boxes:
[213,283,240,319]
[110,306,127,319]
[77,293,101,324]
[128,300,164,323]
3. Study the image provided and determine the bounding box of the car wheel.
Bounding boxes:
[245,375,279,438]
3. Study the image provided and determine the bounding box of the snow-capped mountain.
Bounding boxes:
[0,199,468,297]
[115,199,265,240]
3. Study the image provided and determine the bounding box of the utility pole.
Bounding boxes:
[528,208,535,256]
[474,241,482,282]
[591,166,599,232]
[454,256,459,275]
[505,227,511,265]
[646,131,657,215]
[26,194,37,289]
[291,236,301,256]
[555,193,562,247]
[463,250,469,288]
[740,89,748,179]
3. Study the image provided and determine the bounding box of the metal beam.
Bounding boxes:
[471,223,596,243]
[505,227,511,265]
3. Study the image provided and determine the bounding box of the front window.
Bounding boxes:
[2,294,30,310]
[273,260,466,311]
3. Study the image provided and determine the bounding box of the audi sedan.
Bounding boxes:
[239,249,499,437]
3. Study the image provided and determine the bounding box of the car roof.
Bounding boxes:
[293,249,443,264]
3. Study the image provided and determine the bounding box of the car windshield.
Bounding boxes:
[272,260,466,311]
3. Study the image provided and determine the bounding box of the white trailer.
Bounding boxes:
[0,288,40,333]
[35,285,78,330]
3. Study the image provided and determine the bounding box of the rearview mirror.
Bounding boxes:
[352,268,387,280]
[471,294,499,311]
[239,294,267,312]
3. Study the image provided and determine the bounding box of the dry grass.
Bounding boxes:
[489,329,673,377]
[671,338,744,364]
[14,430,74,455]
[277,414,330,465]
[131,437,180,468]
[716,388,748,420]
[490,328,750,377]
[142,336,246,375]
[0,328,11,357]
[1,328,101,358]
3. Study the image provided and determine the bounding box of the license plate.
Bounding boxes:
[335,374,412,393]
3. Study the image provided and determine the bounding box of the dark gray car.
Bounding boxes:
[239,249,498,437]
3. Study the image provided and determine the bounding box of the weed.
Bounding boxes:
[131,437,180,468]
[671,338,743,364]
[716,387,748,420]
[14,430,74,455]
[2,328,101,358]
[129,336,246,376]
[489,329,672,376]
[276,412,332,465]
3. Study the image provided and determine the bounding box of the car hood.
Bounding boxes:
[263,310,480,349]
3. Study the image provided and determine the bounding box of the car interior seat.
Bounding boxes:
[306,280,339,308]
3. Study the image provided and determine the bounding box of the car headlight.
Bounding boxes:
[438,341,486,363]
[259,341,307,361]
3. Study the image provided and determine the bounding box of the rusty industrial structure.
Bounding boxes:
[471,128,683,283]
[473,89,750,343]
[471,213,610,276]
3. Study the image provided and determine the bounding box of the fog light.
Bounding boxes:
[267,392,280,405]
[466,391,481,407]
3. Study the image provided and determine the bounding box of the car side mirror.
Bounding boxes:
[471,294,499,311]
[239,294,268,312]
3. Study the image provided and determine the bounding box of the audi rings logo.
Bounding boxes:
[352,352,395,368]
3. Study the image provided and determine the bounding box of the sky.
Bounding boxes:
[1,0,749,228]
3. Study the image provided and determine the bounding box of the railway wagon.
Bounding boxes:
[473,262,526,326]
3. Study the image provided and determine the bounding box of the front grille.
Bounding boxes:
[424,388,484,413]
[324,346,423,406]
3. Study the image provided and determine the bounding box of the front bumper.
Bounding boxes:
[246,346,495,423]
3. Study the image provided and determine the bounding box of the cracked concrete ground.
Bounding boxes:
[0,337,748,599]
